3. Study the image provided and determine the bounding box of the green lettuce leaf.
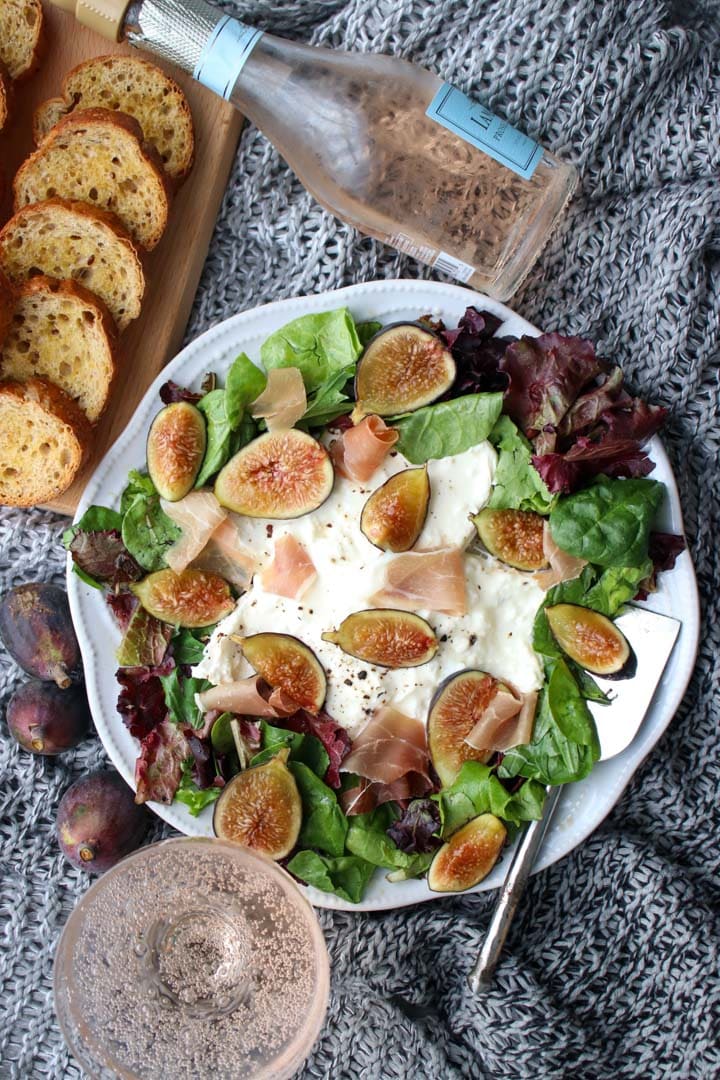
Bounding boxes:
[120,473,180,571]
[549,477,664,568]
[582,560,653,616]
[299,365,355,429]
[393,393,504,464]
[171,628,208,666]
[251,720,330,778]
[260,308,362,393]
[225,352,267,428]
[356,320,382,347]
[286,850,376,903]
[159,668,210,729]
[434,762,546,838]
[175,760,221,816]
[345,804,433,877]
[488,416,556,514]
[288,761,348,858]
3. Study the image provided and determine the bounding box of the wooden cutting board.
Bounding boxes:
[0,2,244,515]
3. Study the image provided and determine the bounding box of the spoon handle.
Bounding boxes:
[467,784,563,993]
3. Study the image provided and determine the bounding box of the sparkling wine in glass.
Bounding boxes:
[54,837,330,1079]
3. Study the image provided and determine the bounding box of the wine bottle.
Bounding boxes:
[51,0,577,299]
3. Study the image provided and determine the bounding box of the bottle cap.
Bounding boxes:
[49,0,130,42]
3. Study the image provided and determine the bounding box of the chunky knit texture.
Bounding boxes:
[1,0,719,1075]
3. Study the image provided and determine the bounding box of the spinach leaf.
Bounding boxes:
[434,762,546,838]
[195,389,234,486]
[393,393,504,464]
[251,720,330,778]
[288,761,348,858]
[171,628,208,666]
[210,712,236,754]
[120,473,181,571]
[260,308,362,393]
[174,760,221,816]
[547,658,599,748]
[159,668,210,729]
[225,352,267,428]
[549,477,664,568]
[356,320,382,347]
[299,365,355,429]
[488,416,556,514]
[345,804,432,877]
[286,850,376,903]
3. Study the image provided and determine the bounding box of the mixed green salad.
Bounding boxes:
[64,305,684,903]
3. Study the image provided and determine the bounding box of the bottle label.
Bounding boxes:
[194,17,263,100]
[433,251,475,283]
[426,84,543,180]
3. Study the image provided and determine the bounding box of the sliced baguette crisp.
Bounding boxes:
[0,276,117,423]
[0,62,12,132]
[0,0,44,82]
[14,109,171,250]
[0,269,14,344]
[34,57,195,182]
[0,199,145,331]
[0,377,91,507]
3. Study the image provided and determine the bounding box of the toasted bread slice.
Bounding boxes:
[0,199,145,331]
[0,62,12,132]
[0,377,91,507]
[0,0,44,82]
[0,276,117,423]
[14,109,171,250]
[0,269,14,344]
[34,57,195,182]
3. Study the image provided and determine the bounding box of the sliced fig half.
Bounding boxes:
[428,669,510,786]
[361,466,430,552]
[241,632,327,713]
[131,568,235,628]
[352,322,455,421]
[473,508,548,571]
[214,429,334,519]
[147,402,207,502]
[545,604,634,678]
[322,609,437,668]
[428,813,507,892]
[213,748,302,859]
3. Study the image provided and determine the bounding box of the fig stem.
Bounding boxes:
[78,843,97,863]
[51,665,72,689]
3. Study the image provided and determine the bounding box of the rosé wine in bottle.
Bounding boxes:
[52,0,577,299]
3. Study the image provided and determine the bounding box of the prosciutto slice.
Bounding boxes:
[260,534,317,599]
[161,491,227,573]
[250,368,306,432]
[339,706,432,814]
[464,687,538,753]
[342,774,432,816]
[370,548,467,616]
[331,415,399,482]
[193,517,256,590]
[197,676,300,717]
[535,522,587,591]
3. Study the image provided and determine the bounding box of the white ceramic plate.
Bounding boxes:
[67,280,700,912]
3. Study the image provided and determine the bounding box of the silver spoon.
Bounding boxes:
[468,605,681,992]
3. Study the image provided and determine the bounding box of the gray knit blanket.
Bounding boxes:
[1,0,718,1075]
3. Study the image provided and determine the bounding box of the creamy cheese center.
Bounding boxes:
[194,442,545,738]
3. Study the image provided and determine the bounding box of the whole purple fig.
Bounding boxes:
[7,679,91,755]
[0,583,82,688]
[57,771,149,874]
